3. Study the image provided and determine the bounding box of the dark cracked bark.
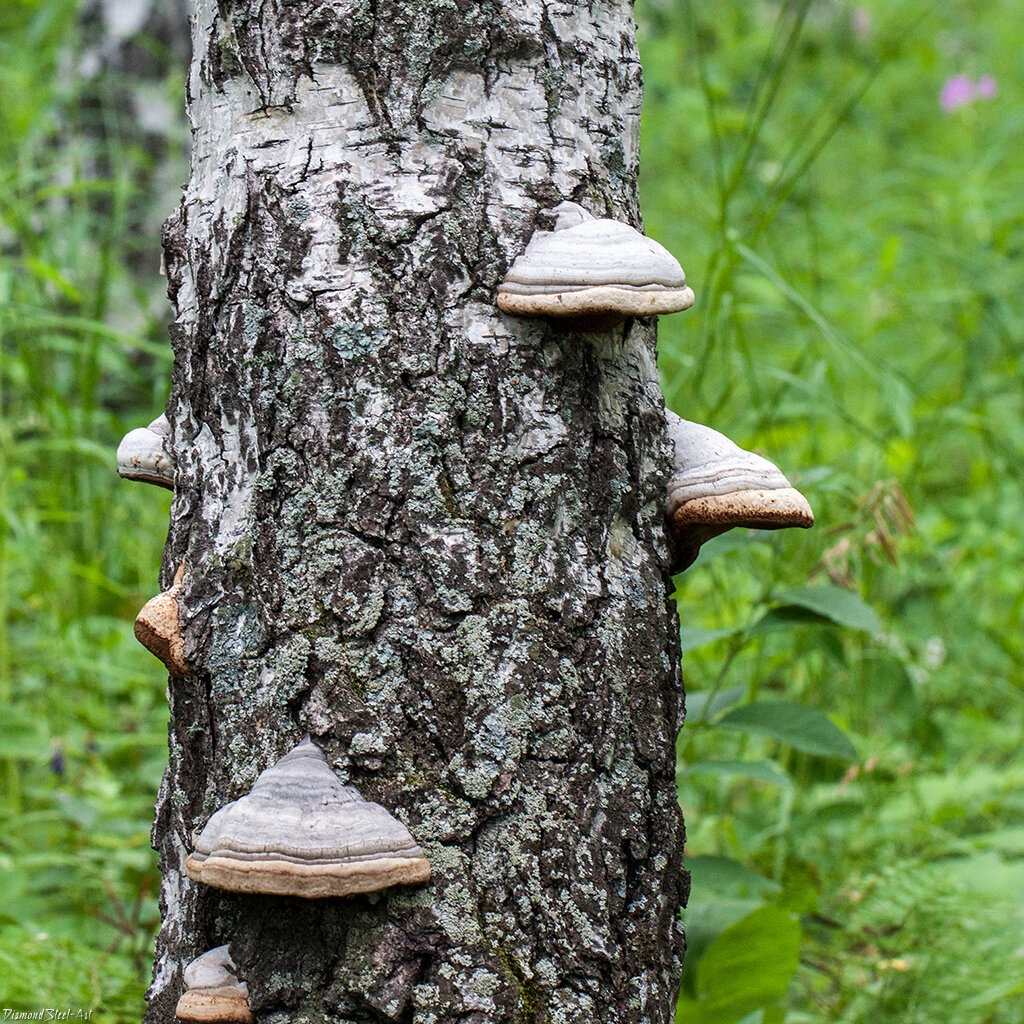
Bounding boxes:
[146,1,687,1021]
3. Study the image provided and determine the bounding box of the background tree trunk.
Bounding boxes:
[148,0,686,1020]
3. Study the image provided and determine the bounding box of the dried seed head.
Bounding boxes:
[185,738,431,898]
[175,945,252,1024]
[117,414,174,489]
[497,202,694,329]
[666,410,813,571]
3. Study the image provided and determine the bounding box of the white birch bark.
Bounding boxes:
[148,1,686,1020]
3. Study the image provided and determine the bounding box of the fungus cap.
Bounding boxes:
[116,414,174,489]
[666,410,813,570]
[134,561,188,676]
[175,945,252,1024]
[185,738,431,898]
[497,202,694,327]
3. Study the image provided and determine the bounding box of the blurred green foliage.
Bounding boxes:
[0,0,182,1017]
[639,0,1024,1020]
[1,0,1022,1020]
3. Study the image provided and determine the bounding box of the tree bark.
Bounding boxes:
[148,1,686,1021]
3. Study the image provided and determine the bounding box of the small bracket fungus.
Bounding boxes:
[496,201,695,329]
[134,561,189,676]
[185,738,431,898]
[116,414,174,489]
[666,410,814,571]
[175,945,253,1024]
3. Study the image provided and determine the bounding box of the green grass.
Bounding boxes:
[2,0,1023,1020]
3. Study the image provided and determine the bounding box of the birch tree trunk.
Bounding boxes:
[148,1,686,1021]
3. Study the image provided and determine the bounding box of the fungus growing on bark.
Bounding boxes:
[185,738,431,898]
[175,945,253,1024]
[116,413,174,489]
[496,201,695,329]
[135,560,188,676]
[666,409,814,571]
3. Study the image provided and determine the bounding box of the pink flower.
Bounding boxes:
[940,74,976,112]
[940,74,999,112]
[976,74,998,99]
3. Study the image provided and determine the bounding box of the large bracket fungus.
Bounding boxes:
[185,738,431,898]
[497,201,695,329]
[135,560,189,676]
[666,409,814,572]
[175,945,253,1024]
[116,413,174,489]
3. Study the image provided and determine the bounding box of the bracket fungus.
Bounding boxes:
[496,201,695,329]
[134,560,189,676]
[666,410,814,571]
[185,738,431,898]
[175,945,253,1024]
[116,413,174,489]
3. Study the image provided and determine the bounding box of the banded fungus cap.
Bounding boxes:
[134,560,189,676]
[116,414,174,489]
[175,945,253,1024]
[185,738,431,898]
[665,410,813,571]
[497,201,695,329]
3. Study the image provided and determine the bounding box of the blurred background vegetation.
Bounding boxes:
[1,0,1021,1020]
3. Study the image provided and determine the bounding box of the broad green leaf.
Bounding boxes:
[746,605,843,636]
[680,626,745,655]
[677,906,801,1024]
[717,701,858,760]
[688,855,781,897]
[680,897,764,994]
[769,585,882,635]
[681,759,792,787]
[679,531,757,570]
[686,686,746,723]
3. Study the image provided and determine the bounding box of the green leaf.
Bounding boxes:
[767,585,882,635]
[688,855,781,898]
[681,897,764,994]
[55,793,100,831]
[685,531,758,567]
[717,701,858,760]
[677,906,801,1024]
[681,759,792,787]
[680,626,745,655]
[964,976,1024,1008]
[0,706,48,760]
[746,605,842,636]
[686,686,746,723]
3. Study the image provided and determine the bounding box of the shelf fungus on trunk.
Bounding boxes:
[116,413,174,489]
[496,201,695,329]
[175,945,253,1024]
[135,560,189,676]
[666,410,814,571]
[184,738,431,899]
